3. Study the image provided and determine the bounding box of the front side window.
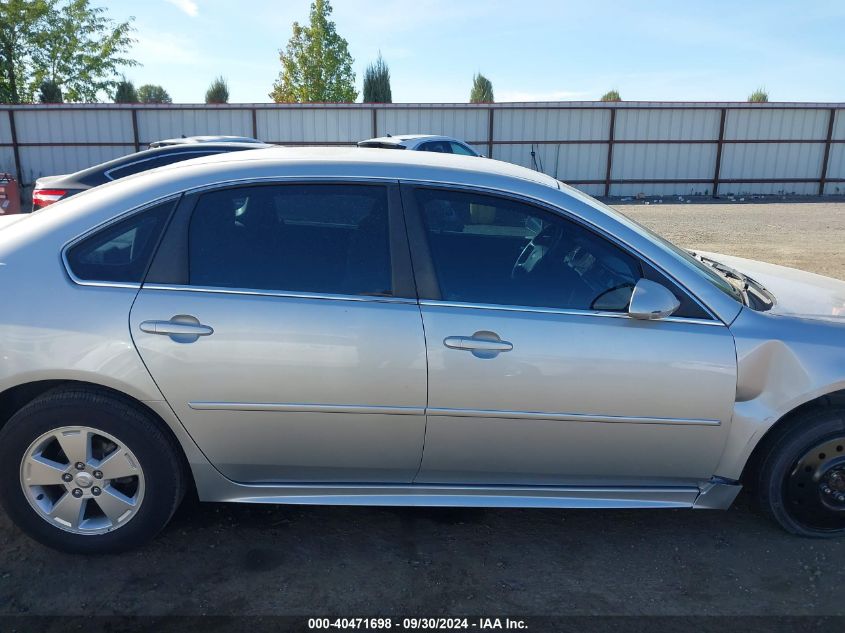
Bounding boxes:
[415,188,642,311]
[449,142,476,156]
[419,141,451,153]
[66,200,175,283]
[188,184,391,296]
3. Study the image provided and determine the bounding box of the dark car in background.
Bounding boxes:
[32,140,271,210]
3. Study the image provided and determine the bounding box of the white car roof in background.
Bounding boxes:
[359,134,464,145]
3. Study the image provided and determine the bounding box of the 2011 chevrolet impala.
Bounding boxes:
[0,147,843,553]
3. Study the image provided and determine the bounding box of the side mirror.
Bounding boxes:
[628,278,680,320]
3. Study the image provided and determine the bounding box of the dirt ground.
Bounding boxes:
[1,199,845,621]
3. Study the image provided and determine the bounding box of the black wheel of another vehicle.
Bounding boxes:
[756,407,845,537]
[0,387,187,554]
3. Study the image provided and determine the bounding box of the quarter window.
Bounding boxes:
[415,188,642,311]
[188,184,392,296]
[66,200,175,283]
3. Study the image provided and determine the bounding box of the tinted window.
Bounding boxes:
[449,142,476,156]
[188,184,391,296]
[66,201,174,283]
[107,151,215,180]
[419,141,451,153]
[416,188,642,311]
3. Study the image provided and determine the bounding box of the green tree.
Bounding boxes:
[205,76,229,104]
[137,84,171,104]
[38,78,62,102]
[600,89,621,102]
[0,0,136,103]
[114,76,137,103]
[0,0,52,103]
[469,72,494,103]
[748,87,769,103]
[363,52,391,103]
[269,0,357,103]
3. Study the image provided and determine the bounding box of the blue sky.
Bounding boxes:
[107,0,845,103]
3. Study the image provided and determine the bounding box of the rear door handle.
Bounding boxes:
[139,320,214,336]
[443,332,513,358]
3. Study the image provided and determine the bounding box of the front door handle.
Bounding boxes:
[443,331,513,358]
[139,319,214,337]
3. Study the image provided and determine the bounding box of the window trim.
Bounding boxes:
[399,182,720,323]
[61,194,182,289]
[143,179,417,301]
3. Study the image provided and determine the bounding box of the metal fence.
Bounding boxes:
[1,101,844,197]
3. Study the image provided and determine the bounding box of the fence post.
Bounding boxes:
[712,108,727,198]
[603,108,616,197]
[131,108,140,152]
[7,109,23,186]
[818,108,836,196]
[487,107,494,158]
[251,107,258,139]
[371,107,378,138]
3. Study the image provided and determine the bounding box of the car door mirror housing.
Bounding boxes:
[628,278,681,320]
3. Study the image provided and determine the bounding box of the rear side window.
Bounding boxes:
[106,152,215,180]
[187,184,391,296]
[66,201,175,283]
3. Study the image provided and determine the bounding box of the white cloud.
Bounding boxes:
[133,30,201,64]
[165,0,199,17]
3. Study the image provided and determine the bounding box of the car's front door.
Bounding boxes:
[130,182,427,483]
[402,185,738,487]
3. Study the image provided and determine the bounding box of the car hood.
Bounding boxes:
[698,251,845,321]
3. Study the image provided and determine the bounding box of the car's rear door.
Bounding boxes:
[130,181,427,483]
[402,184,738,487]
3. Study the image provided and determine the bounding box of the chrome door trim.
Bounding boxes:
[427,407,720,426]
[189,402,425,415]
[142,283,418,305]
[419,299,725,327]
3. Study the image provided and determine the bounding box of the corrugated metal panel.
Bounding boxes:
[377,108,487,142]
[0,112,11,144]
[259,108,370,142]
[615,109,720,140]
[137,109,253,144]
[571,183,604,197]
[832,110,845,140]
[14,109,131,143]
[611,143,716,180]
[824,144,845,179]
[720,182,819,196]
[493,143,606,181]
[494,108,608,141]
[725,109,828,140]
[720,143,824,179]
[0,147,15,176]
[19,145,133,182]
[611,182,713,197]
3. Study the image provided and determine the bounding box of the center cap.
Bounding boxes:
[75,472,94,488]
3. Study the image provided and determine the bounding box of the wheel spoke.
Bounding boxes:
[49,493,85,530]
[23,456,67,486]
[96,449,138,481]
[54,429,91,466]
[95,487,136,525]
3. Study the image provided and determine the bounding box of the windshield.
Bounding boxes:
[560,184,744,304]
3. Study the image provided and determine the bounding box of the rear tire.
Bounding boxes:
[756,407,845,538]
[0,387,186,554]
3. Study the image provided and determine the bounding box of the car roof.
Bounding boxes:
[358,134,461,146]
[149,135,264,147]
[165,145,558,189]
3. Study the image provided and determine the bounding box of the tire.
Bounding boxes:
[756,406,845,538]
[0,387,187,554]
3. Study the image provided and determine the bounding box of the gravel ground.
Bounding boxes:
[1,199,845,620]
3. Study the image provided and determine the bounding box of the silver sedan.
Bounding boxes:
[1,147,843,553]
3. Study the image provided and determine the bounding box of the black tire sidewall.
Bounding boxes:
[758,409,845,538]
[0,391,183,554]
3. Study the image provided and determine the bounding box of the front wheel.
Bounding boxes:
[756,407,845,537]
[0,387,187,554]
